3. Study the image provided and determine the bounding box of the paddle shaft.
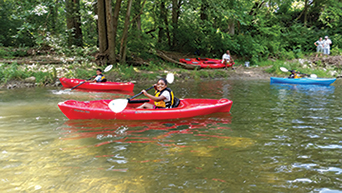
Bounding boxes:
[128,86,154,100]
[281,67,315,78]
[70,77,93,90]
[68,65,113,90]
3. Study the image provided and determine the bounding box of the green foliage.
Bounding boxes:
[74,68,94,79]
[265,60,333,78]
[0,0,341,71]
[330,46,342,56]
[0,63,57,84]
[0,47,12,58]
[0,63,27,83]
[331,34,342,51]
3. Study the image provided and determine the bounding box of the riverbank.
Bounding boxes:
[1,52,341,89]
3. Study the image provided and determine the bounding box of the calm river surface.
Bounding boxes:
[1,79,342,192]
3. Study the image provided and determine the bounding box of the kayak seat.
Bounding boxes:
[203,61,216,64]
[172,97,180,108]
[101,79,107,82]
[196,58,208,61]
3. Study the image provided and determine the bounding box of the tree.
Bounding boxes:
[97,0,120,64]
[66,0,83,47]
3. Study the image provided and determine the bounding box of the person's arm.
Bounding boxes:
[142,90,166,101]
[314,42,317,46]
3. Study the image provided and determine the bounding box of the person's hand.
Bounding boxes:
[142,90,147,96]
[153,84,157,89]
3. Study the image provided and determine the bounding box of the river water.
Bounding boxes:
[1,79,342,192]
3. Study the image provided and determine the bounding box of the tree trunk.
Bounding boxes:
[295,0,309,25]
[304,0,309,25]
[134,0,142,32]
[105,0,116,63]
[97,0,122,65]
[97,0,107,53]
[66,0,83,47]
[119,0,133,63]
[73,0,83,47]
[66,0,74,47]
[158,1,171,46]
[48,0,58,33]
[200,0,208,21]
[113,0,122,58]
[171,0,178,48]
[228,18,235,35]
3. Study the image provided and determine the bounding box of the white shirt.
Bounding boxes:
[94,74,104,82]
[161,90,171,103]
[315,40,323,47]
[323,39,332,48]
[221,53,230,63]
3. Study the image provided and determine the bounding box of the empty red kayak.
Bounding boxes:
[179,58,234,69]
[59,77,134,91]
[58,98,233,120]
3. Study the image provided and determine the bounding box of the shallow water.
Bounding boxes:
[1,79,342,192]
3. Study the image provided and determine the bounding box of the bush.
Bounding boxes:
[330,46,342,56]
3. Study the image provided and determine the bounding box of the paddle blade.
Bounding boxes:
[104,65,113,72]
[280,67,289,72]
[310,74,317,78]
[166,73,174,84]
[108,99,128,113]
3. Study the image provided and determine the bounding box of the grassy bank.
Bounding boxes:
[0,60,231,87]
[0,54,340,88]
[254,58,338,78]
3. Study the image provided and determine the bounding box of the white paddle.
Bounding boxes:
[66,65,113,91]
[280,67,317,78]
[108,73,175,113]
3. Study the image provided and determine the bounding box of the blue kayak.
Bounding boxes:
[270,77,336,85]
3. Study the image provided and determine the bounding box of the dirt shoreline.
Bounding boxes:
[0,65,273,89]
[2,53,341,89]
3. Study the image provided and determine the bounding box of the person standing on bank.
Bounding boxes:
[314,37,324,58]
[323,36,332,55]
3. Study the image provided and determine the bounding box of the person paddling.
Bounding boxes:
[87,68,106,83]
[288,70,300,78]
[137,78,177,109]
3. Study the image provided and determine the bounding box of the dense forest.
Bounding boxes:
[1,0,342,65]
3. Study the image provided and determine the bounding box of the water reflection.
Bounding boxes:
[270,83,335,95]
[58,113,233,144]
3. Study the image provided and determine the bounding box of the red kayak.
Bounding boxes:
[59,77,134,91]
[58,98,233,120]
[179,58,234,69]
